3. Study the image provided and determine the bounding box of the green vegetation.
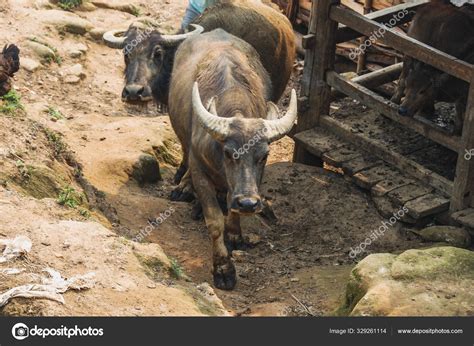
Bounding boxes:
[57,185,85,208]
[131,6,141,17]
[29,37,62,65]
[44,129,66,156]
[0,90,23,115]
[15,160,33,181]
[169,258,184,279]
[46,106,64,121]
[58,0,82,10]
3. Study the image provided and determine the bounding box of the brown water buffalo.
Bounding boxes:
[392,2,474,134]
[0,44,20,96]
[169,29,297,289]
[103,0,295,104]
[103,0,296,200]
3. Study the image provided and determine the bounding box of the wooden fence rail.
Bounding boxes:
[294,0,474,212]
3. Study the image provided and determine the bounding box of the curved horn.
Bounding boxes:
[192,82,233,141]
[103,29,127,49]
[161,24,204,46]
[263,89,298,142]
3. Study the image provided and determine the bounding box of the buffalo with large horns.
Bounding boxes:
[168,28,297,289]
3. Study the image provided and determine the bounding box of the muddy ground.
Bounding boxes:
[0,0,432,316]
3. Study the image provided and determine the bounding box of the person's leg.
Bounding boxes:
[181,4,202,32]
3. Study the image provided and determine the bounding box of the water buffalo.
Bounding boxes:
[103,0,296,200]
[0,44,20,96]
[169,29,297,289]
[103,0,295,104]
[392,2,474,134]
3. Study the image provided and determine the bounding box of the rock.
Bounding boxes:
[413,226,471,248]
[21,57,41,72]
[67,43,88,58]
[131,154,161,185]
[339,247,474,316]
[34,0,54,10]
[63,75,81,84]
[60,64,86,83]
[39,10,94,35]
[24,40,56,61]
[87,28,107,42]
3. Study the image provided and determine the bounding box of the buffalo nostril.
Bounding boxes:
[123,85,145,100]
[237,197,259,212]
[398,106,408,116]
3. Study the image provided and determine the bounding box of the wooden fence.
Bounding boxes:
[294,0,474,212]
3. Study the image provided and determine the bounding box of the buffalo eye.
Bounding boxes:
[224,148,237,161]
[153,46,163,64]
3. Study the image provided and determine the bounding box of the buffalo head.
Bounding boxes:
[192,82,297,214]
[0,44,20,97]
[103,24,204,105]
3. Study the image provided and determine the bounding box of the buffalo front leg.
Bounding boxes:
[225,212,249,252]
[191,163,236,290]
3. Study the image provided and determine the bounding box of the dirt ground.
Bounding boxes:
[0,0,431,316]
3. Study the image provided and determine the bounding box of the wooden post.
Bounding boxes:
[356,0,373,74]
[294,0,339,164]
[450,74,474,212]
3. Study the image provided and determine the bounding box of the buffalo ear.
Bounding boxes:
[266,102,280,120]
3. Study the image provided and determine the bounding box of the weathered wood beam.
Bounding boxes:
[331,5,474,82]
[451,75,474,212]
[326,71,461,152]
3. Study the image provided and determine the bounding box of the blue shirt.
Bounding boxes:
[189,0,216,13]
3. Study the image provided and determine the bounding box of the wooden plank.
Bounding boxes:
[295,0,339,163]
[353,164,400,190]
[320,115,454,196]
[387,183,433,205]
[293,128,344,157]
[322,145,362,167]
[340,155,382,175]
[335,0,426,43]
[330,5,474,82]
[372,175,414,197]
[450,75,474,212]
[404,194,450,219]
[326,71,461,152]
[451,208,474,229]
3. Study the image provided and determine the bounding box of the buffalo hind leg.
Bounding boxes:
[170,170,195,202]
[173,161,187,185]
[191,158,236,290]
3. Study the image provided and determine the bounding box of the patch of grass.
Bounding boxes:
[131,6,141,17]
[169,258,184,279]
[57,185,85,208]
[44,129,66,156]
[58,0,82,10]
[15,160,33,181]
[79,208,90,218]
[45,106,64,121]
[0,90,23,115]
[29,37,62,65]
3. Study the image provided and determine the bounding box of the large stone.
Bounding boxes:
[131,154,161,185]
[24,40,56,61]
[21,57,41,72]
[60,63,86,83]
[339,247,474,316]
[38,10,94,35]
[412,226,471,248]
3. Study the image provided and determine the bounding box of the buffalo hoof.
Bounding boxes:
[225,234,251,252]
[170,186,195,202]
[213,259,236,290]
